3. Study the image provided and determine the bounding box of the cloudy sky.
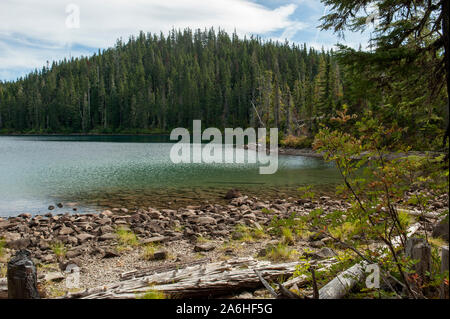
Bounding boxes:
[0,0,371,82]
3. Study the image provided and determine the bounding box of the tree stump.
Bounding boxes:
[7,250,40,299]
[405,237,431,280]
[441,246,449,299]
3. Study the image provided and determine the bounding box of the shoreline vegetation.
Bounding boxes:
[1,190,448,299]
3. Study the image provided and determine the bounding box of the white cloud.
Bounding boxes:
[0,0,305,80]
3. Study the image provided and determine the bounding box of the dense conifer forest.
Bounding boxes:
[0,27,447,150]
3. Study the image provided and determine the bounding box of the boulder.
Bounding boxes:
[59,226,74,236]
[98,233,117,241]
[103,249,120,259]
[152,250,168,261]
[432,220,449,242]
[99,210,113,218]
[197,216,216,225]
[66,249,83,259]
[225,189,242,200]
[140,236,167,245]
[76,233,94,243]
[194,243,216,252]
[7,238,31,250]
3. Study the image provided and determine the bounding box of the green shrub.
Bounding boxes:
[280,135,312,149]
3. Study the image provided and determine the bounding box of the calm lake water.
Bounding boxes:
[0,135,341,217]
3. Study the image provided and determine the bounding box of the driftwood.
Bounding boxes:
[398,208,441,220]
[120,258,211,281]
[65,257,311,299]
[318,223,421,299]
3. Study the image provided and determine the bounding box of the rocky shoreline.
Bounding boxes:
[1,190,448,298]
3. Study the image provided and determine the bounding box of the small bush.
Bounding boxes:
[281,227,295,245]
[116,228,139,247]
[50,241,67,259]
[137,288,166,299]
[232,224,267,242]
[329,222,359,241]
[0,237,5,258]
[265,243,298,262]
[141,243,159,260]
[280,135,312,149]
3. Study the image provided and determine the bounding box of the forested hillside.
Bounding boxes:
[0,28,343,135]
[0,27,447,149]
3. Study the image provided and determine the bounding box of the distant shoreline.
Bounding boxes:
[0,132,169,136]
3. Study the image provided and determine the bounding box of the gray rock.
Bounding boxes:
[59,226,74,236]
[76,233,94,243]
[197,216,216,225]
[99,225,115,234]
[98,233,117,241]
[103,249,120,259]
[432,221,449,242]
[194,243,215,252]
[7,238,31,250]
[225,189,241,200]
[140,236,167,245]
[152,250,168,260]
[310,240,325,248]
[308,232,326,242]
[308,247,337,259]
[66,249,82,259]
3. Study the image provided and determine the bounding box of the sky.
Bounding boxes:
[0,0,372,82]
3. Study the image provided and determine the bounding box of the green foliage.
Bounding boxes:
[0,237,5,258]
[311,109,449,298]
[0,28,343,137]
[50,241,67,259]
[137,288,166,299]
[269,213,308,238]
[280,135,312,149]
[232,224,267,242]
[141,243,160,261]
[320,0,448,150]
[297,186,316,200]
[116,227,139,251]
[265,243,299,262]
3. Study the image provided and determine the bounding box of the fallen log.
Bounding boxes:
[397,208,441,220]
[318,223,421,299]
[120,258,211,281]
[65,257,335,299]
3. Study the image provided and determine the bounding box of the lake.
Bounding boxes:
[0,135,341,217]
